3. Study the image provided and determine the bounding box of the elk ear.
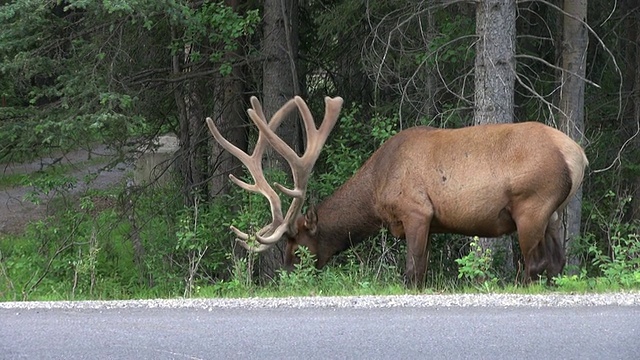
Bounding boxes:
[304,206,318,235]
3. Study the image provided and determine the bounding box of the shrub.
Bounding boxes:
[455,237,498,291]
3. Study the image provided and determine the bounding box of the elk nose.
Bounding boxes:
[283,263,295,273]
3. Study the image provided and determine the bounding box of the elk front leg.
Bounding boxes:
[403,212,432,288]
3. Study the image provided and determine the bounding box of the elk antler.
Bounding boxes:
[206,96,344,252]
[206,97,295,251]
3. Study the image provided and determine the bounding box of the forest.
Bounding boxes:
[0,0,638,300]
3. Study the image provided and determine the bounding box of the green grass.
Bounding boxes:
[2,213,638,301]
[2,238,638,302]
[1,179,639,302]
[0,157,110,190]
[0,172,26,189]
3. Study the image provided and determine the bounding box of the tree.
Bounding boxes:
[620,0,640,221]
[474,0,516,125]
[173,37,209,207]
[170,2,261,207]
[473,0,517,275]
[256,0,301,280]
[207,0,254,198]
[558,0,588,268]
[0,0,261,281]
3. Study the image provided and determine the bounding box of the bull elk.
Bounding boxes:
[206,96,588,286]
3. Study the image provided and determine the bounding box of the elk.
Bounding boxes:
[206,96,588,286]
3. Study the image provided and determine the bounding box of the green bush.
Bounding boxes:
[455,237,498,291]
[276,246,319,293]
[557,191,640,291]
[589,221,640,288]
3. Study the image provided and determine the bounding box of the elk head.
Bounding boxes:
[206,96,343,261]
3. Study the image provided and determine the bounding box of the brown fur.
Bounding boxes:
[285,122,588,286]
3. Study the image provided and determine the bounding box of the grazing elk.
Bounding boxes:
[206,96,588,286]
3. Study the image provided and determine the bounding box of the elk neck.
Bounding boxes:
[313,167,384,265]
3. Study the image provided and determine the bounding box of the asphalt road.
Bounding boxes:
[1,304,639,359]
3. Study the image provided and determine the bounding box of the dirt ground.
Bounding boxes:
[0,146,130,235]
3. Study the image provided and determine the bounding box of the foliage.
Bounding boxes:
[0,0,259,162]
[175,198,210,297]
[589,221,640,288]
[1,0,639,300]
[557,193,640,291]
[276,246,319,292]
[312,106,400,199]
[455,237,499,291]
[313,106,371,197]
[0,199,137,300]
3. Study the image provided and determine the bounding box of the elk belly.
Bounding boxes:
[429,190,517,237]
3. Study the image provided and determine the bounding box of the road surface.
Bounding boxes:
[1,301,639,359]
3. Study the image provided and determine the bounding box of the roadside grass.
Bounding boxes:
[3,215,638,302]
[1,179,639,301]
[2,208,639,301]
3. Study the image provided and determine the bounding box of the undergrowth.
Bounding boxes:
[2,197,638,302]
[0,108,639,301]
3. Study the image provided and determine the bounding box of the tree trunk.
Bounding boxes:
[621,1,640,221]
[175,81,208,207]
[209,71,247,197]
[473,0,516,276]
[172,30,209,207]
[558,0,588,270]
[258,0,300,281]
[209,0,249,198]
[474,0,516,125]
[262,0,300,154]
[424,5,438,121]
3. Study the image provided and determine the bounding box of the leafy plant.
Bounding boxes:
[212,251,256,297]
[22,172,76,205]
[276,246,319,293]
[455,237,498,290]
[370,114,398,145]
[175,197,210,298]
[589,222,640,288]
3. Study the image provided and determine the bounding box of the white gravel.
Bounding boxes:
[1,292,639,310]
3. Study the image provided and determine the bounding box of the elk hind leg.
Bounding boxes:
[515,216,549,284]
[543,211,566,282]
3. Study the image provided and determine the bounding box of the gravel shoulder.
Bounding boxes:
[1,292,639,309]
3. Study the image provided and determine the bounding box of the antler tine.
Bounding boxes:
[206,118,254,193]
[236,240,273,252]
[254,96,344,193]
[249,96,344,245]
[297,96,344,166]
[234,223,283,252]
[207,116,278,241]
